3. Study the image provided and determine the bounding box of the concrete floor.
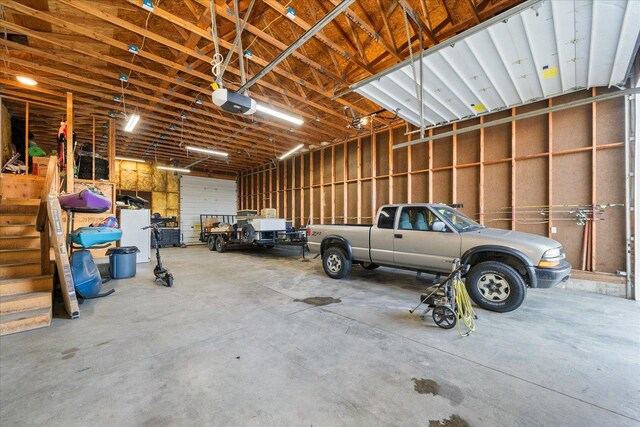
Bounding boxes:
[1,246,639,427]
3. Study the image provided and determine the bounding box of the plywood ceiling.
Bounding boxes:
[1,0,523,174]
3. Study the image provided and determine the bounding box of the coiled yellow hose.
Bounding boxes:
[454,278,477,336]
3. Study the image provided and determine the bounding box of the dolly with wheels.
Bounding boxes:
[409,259,477,336]
[143,222,174,287]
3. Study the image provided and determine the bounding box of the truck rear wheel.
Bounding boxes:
[322,247,352,279]
[207,235,216,251]
[215,236,227,253]
[465,261,526,313]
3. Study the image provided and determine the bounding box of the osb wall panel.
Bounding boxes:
[347,141,358,180]
[411,141,429,171]
[553,91,591,151]
[484,163,511,230]
[596,149,625,272]
[362,180,373,222]
[323,149,332,183]
[432,171,452,204]
[392,126,409,174]
[516,101,548,157]
[484,110,512,161]
[515,158,548,237]
[376,132,389,173]
[347,182,357,222]
[457,120,480,165]
[457,167,479,220]
[596,95,624,145]
[411,173,429,203]
[334,145,344,181]
[361,136,372,178]
[240,90,627,273]
[552,153,590,267]
[394,175,408,204]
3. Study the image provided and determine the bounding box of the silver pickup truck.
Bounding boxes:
[307,204,571,312]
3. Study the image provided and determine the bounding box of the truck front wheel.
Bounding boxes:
[322,247,352,279]
[465,261,526,313]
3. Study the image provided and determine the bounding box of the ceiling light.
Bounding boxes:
[115,156,145,163]
[124,114,140,132]
[286,7,296,19]
[186,146,228,157]
[16,76,37,86]
[157,165,190,173]
[256,104,303,125]
[360,116,369,126]
[279,143,304,160]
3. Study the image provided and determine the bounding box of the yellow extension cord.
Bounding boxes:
[453,278,477,336]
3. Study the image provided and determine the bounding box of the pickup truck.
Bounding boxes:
[307,204,571,312]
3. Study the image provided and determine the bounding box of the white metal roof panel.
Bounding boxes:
[353,0,640,127]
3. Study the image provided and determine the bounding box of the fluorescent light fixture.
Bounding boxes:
[256,104,303,126]
[279,143,304,160]
[157,165,190,173]
[186,146,229,157]
[16,76,37,86]
[124,114,140,132]
[115,156,145,163]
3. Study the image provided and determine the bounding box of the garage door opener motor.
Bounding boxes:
[409,260,477,336]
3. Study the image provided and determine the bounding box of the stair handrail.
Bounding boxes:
[35,156,58,232]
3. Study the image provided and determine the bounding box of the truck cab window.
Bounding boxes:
[377,207,397,229]
[399,207,430,231]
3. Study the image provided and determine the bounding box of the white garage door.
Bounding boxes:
[180,175,237,245]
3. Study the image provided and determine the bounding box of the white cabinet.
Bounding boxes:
[119,209,150,263]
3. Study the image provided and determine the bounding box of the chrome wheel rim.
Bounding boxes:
[326,253,342,273]
[477,273,510,302]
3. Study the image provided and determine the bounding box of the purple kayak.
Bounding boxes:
[59,189,111,211]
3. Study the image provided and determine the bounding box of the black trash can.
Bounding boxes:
[106,246,140,279]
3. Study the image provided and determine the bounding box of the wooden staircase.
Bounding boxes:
[0,193,54,335]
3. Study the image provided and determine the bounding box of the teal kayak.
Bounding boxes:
[70,227,122,248]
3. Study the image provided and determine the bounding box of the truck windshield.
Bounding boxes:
[433,206,484,232]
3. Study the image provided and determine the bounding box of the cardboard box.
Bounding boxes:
[261,208,277,218]
[32,157,50,177]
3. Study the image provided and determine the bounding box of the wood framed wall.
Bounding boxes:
[239,88,626,273]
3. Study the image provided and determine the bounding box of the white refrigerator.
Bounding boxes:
[119,209,150,263]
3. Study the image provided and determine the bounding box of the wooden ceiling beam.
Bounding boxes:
[328,0,403,62]
[397,0,439,45]
[0,64,307,160]
[465,0,482,24]
[262,0,373,76]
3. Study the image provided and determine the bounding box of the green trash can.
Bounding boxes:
[106,246,140,279]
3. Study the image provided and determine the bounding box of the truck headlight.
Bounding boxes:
[538,247,564,268]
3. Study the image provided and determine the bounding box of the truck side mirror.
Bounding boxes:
[432,221,447,232]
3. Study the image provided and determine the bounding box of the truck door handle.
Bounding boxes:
[394,233,402,239]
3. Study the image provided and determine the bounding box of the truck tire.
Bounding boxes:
[207,235,216,251]
[465,261,526,313]
[215,236,227,253]
[241,224,255,244]
[322,247,352,279]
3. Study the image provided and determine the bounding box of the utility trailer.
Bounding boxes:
[199,213,306,252]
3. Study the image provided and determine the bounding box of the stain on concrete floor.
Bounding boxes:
[294,297,341,306]
[412,378,464,405]
[429,414,469,427]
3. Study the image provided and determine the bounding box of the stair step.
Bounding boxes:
[0,248,41,263]
[0,214,37,225]
[0,275,53,296]
[0,307,51,336]
[0,199,41,215]
[0,291,51,314]
[0,236,40,250]
[0,261,48,278]
[0,224,37,237]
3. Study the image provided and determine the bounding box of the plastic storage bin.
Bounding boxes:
[106,246,140,279]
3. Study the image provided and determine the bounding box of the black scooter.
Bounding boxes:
[142,222,174,287]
